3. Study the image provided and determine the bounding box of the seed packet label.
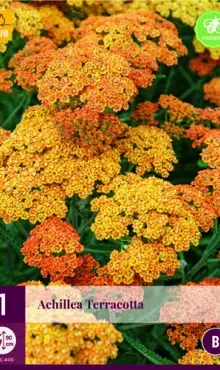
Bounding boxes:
[0,287,25,365]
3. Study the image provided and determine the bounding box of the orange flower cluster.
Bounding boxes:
[186,124,214,147]
[158,95,220,130]
[9,37,57,91]
[176,184,217,232]
[38,5,76,45]
[132,101,159,126]
[0,105,121,223]
[179,350,220,365]
[159,94,196,123]
[161,121,185,139]
[65,254,100,286]
[204,78,220,107]
[189,51,220,76]
[0,69,12,93]
[91,173,201,251]
[197,107,220,127]
[78,11,187,88]
[37,42,137,112]
[200,131,220,169]
[117,126,177,177]
[26,322,123,364]
[21,217,84,281]
[53,107,127,154]
[98,236,180,285]
[193,169,220,217]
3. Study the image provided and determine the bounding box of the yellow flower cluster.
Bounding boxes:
[0,128,10,144]
[11,2,43,38]
[151,0,220,27]
[179,350,220,365]
[91,173,201,251]
[0,105,121,223]
[38,5,76,45]
[117,126,177,177]
[67,0,127,15]
[98,236,180,285]
[26,322,123,364]
[193,38,220,61]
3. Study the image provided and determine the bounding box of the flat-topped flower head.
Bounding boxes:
[0,105,121,223]
[26,322,123,364]
[179,349,220,365]
[38,42,138,112]
[21,217,84,281]
[38,5,76,45]
[78,11,187,88]
[133,101,159,126]
[98,236,180,285]
[9,37,57,91]
[53,107,127,154]
[117,126,177,177]
[91,173,201,251]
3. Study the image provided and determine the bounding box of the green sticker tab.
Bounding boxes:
[195,11,220,48]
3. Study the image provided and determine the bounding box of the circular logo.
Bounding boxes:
[195,11,220,48]
[0,327,16,355]
[202,328,220,356]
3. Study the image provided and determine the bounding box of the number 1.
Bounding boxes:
[0,294,6,316]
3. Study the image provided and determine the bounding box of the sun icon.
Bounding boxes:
[0,14,6,26]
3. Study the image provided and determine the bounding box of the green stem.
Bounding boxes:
[2,95,26,128]
[16,222,28,238]
[186,230,220,281]
[208,259,219,263]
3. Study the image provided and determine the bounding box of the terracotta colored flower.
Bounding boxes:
[26,322,123,364]
[38,42,137,112]
[117,126,177,177]
[186,124,213,147]
[204,78,220,107]
[161,121,185,139]
[9,37,57,91]
[159,95,196,123]
[133,101,159,126]
[91,173,201,251]
[193,169,220,217]
[176,184,217,232]
[200,131,220,169]
[21,217,84,281]
[53,107,127,154]
[0,69,12,93]
[0,105,121,223]
[98,236,180,285]
[78,11,187,88]
[189,51,220,76]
